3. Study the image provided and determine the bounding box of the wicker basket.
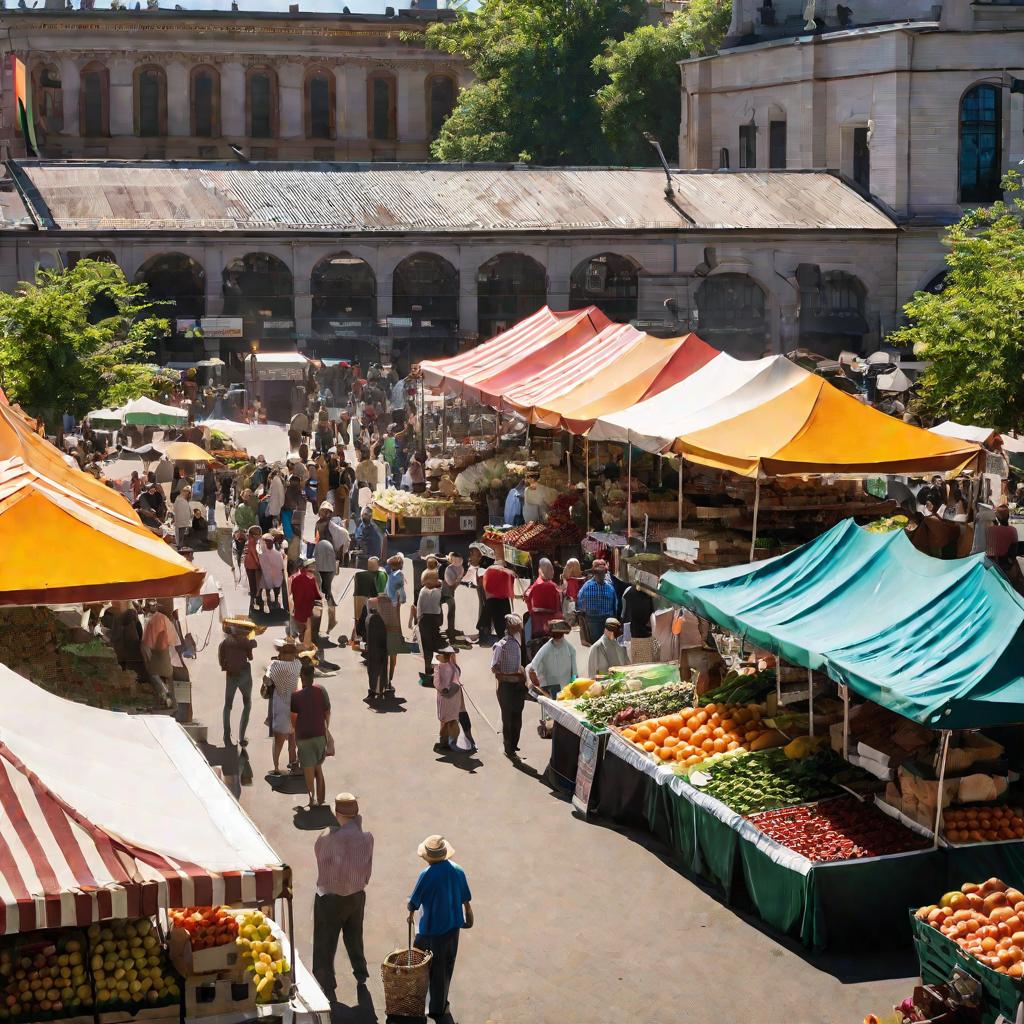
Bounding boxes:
[381,938,432,1017]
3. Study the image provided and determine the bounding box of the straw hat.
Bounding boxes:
[548,619,571,636]
[334,793,359,818]
[418,835,453,863]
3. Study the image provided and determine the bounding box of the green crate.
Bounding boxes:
[910,913,1024,1024]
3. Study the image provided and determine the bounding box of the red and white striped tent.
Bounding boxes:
[0,664,287,935]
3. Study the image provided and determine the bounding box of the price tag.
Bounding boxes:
[459,514,477,531]
[420,514,445,534]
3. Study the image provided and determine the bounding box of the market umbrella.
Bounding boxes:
[162,440,216,462]
[0,457,204,605]
[122,396,188,427]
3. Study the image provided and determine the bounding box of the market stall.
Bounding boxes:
[0,662,329,1023]
[121,397,189,428]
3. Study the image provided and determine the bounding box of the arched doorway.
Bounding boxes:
[797,268,869,358]
[695,273,767,359]
[311,253,378,364]
[477,253,547,340]
[569,253,639,322]
[392,253,459,361]
[136,253,205,323]
[222,253,294,342]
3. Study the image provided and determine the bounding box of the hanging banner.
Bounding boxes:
[11,56,37,157]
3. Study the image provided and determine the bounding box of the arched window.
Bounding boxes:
[84,250,117,264]
[34,64,63,134]
[367,71,396,142]
[134,64,167,138]
[79,62,109,137]
[135,253,206,326]
[191,65,220,138]
[798,270,868,357]
[311,253,377,339]
[426,74,456,141]
[477,253,547,339]
[246,67,278,140]
[695,273,767,359]
[304,68,335,140]
[392,253,458,323]
[569,253,639,322]
[820,271,866,317]
[959,84,1002,203]
[222,252,294,339]
[922,270,948,295]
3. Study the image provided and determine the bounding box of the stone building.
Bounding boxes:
[678,0,1024,320]
[0,160,897,371]
[0,7,468,162]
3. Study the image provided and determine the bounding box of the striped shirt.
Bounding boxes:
[315,818,375,897]
[490,633,523,674]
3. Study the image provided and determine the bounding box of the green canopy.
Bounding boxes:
[658,519,1024,729]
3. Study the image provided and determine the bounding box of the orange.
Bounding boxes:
[674,748,688,762]
[721,718,736,732]
[622,729,637,742]
[663,736,679,748]
[657,747,674,761]
[666,714,685,730]
[713,738,727,753]
[704,703,718,714]
[712,727,725,739]
[679,727,693,742]
[652,727,669,744]
[726,741,740,751]
[701,738,716,752]
[694,711,708,726]
[643,741,657,753]
[635,725,651,741]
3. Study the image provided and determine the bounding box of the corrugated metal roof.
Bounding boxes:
[9,161,896,234]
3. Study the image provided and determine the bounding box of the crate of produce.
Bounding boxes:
[911,908,1024,1023]
[167,906,240,976]
[503,544,532,567]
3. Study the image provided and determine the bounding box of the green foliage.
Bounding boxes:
[890,173,1024,431]
[594,0,731,164]
[0,259,169,429]
[421,0,646,165]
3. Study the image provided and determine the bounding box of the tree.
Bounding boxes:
[422,0,646,165]
[0,259,169,430]
[889,174,1024,431]
[594,0,731,165]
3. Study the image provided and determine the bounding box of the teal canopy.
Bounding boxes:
[658,519,1024,729]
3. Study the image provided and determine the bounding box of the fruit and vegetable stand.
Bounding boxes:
[0,663,330,1024]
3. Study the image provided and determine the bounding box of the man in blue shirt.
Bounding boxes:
[503,479,525,526]
[407,835,473,1022]
[353,507,384,565]
[576,558,619,645]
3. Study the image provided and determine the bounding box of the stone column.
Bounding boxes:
[344,64,368,142]
[1008,90,1024,172]
[221,62,245,139]
[546,247,571,311]
[108,58,133,137]
[166,61,189,137]
[278,63,303,141]
[396,65,424,144]
[59,58,80,137]
[334,64,347,139]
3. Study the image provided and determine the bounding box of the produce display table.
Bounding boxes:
[602,732,949,950]
[542,697,601,790]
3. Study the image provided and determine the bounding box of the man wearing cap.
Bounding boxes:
[407,835,473,1023]
[353,507,384,564]
[527,619,578,735]
[490,614,528,760]
[288,558,323,649]
[576,559,619,645]
[218,620,257,747]
[588,617,630,678]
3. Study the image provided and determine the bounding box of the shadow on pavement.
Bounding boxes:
[432,749,483,774]
[266,771,308,794]
[293,805,337,830]
[332,981,380,1023]
[362,695,408,714]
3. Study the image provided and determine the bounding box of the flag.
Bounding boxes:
[11,56,37,156]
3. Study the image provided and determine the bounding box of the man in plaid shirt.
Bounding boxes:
[490,614,527,761]
[576,559,618,644]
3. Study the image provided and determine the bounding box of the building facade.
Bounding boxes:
[679,0,1024,315]
[0,8,468,162]
[0,161,898,371]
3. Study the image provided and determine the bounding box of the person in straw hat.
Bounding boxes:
[312,794,373,1000]
[265,637,301,774]
[218,618,257,747]
[407,835,473,1023]
[527,619,577,738]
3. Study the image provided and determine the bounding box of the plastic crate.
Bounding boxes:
[911,913,1024,1024]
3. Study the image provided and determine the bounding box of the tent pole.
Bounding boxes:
[585,438,591,533]
[419,379,425,451]
[626,439,633,542]
[841,683,850,759]
[932,730,951,849]
[807,666,815,737]
[677,459,683,530]
[749,476,762,561]
[566,448,572,486]
[441,393,447,451]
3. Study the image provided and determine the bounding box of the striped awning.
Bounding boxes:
[0,666,288,935]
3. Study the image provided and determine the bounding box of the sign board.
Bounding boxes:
[387,316,413,328]
[176,318,200,335]
[200,317,244,338]
[626,563,661,592]
[665,536,700,563]
[263,319,294,330]
[420,514,445,534]
[573,730,607,816]
[459,514,477,532]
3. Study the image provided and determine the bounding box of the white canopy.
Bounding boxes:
[121,396,189,425]
[586,352,807,452]
[0,663,286,931]
[929,420,997,445]
[85,407,124,425]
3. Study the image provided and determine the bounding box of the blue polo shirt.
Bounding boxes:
[407,861,472,937]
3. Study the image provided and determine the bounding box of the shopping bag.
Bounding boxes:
[325,730,335,757]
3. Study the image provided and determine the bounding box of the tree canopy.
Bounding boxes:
[890,174,1024,432]
[0,259,169,430]
[595,0,731,165]
[422,0,730,166]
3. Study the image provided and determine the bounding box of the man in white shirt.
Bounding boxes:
[527,620,577,734]
[588,617,630,678]
[329,515,351,563]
